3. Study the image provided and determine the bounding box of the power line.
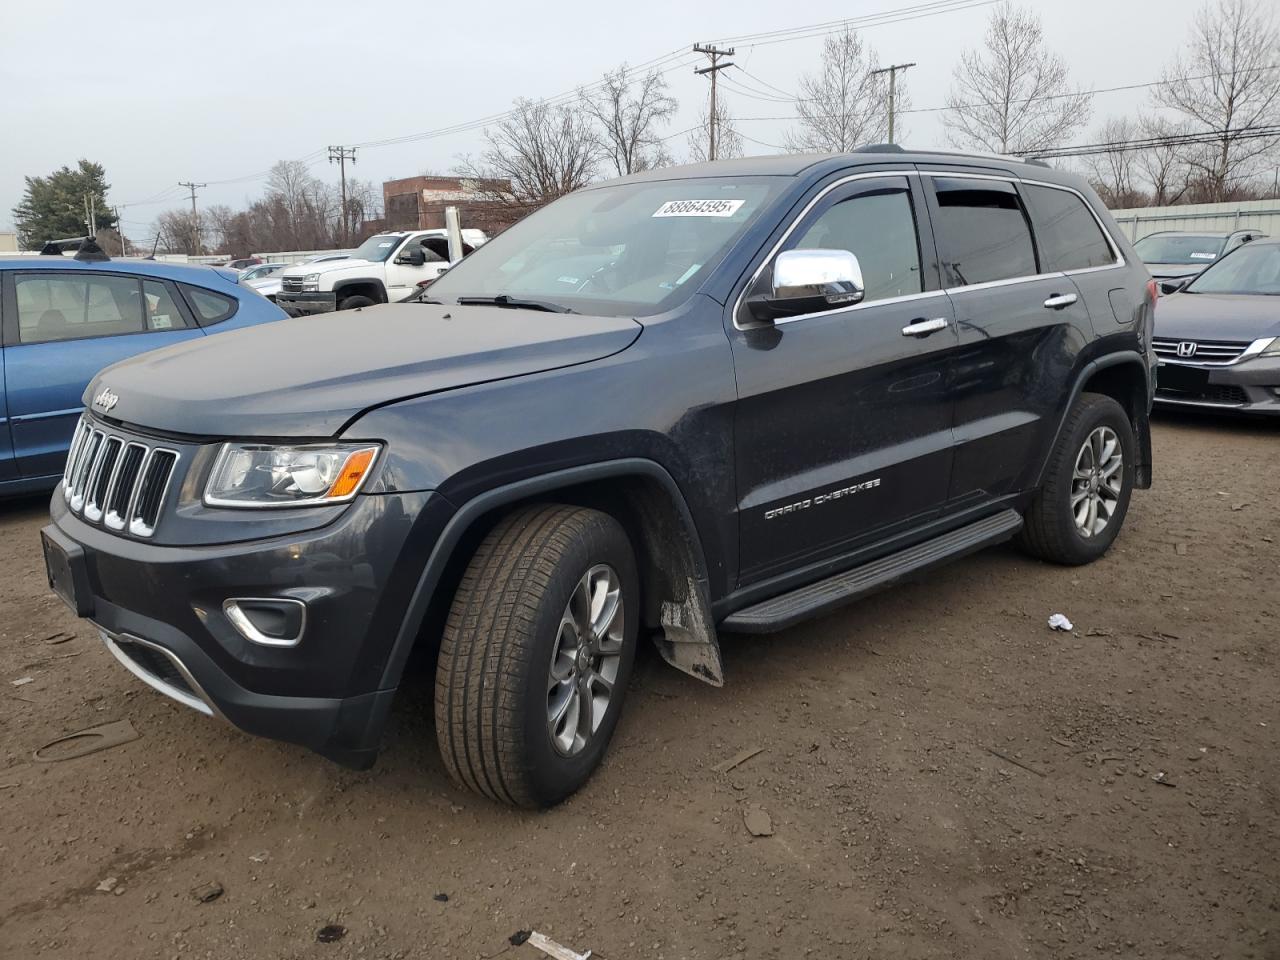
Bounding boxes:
[1019,124,1280,160]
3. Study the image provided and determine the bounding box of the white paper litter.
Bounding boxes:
[1047,614,1074,632]
[11,677,34,687]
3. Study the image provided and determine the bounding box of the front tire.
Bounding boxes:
[435,505,639,807]
[337,294,376,311]
[1017,392,1136,565]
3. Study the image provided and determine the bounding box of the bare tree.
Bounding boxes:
[1084,117,1146,207]
[1134,116,1194,204]
[1152,0,1280,201]
[153,208,207,255]
[686,97,744,163]
[459,99,600,212]
[944,2,1092,154]
[785,28,898,152]
[581,66,677,176]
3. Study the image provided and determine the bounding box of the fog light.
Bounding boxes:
[223,598,306,648]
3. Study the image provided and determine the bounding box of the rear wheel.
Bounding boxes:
[337,294,376,311]
[1017,393,1136,565]
[434,504,638,807]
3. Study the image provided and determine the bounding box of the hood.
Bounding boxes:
[87,303,643,437]
[1155,292,1280,342]
[279,258,372,280]
[246,276,281,293]
[1145,262,1208,281]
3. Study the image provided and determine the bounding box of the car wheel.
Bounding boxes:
[435,504,639,807]
[1016,392,1136,566]
[337,294,376,311]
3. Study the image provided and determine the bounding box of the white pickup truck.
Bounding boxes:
[275,228,487,315]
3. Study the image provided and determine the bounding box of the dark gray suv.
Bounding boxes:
[42,148,1156,807]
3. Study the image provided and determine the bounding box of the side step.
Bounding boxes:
[721,509,1023,634]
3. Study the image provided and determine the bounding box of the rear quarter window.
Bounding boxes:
[1023,184,1116,272]
[180,284,239,325]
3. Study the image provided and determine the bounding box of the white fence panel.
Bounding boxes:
[1109,199,1280,241]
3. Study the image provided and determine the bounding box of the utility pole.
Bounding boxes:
[178,181,206,256]
[114,206,126,256]
[693,43,735,161]
[83,194,92,237]
[328,145,358,245]
[869,62,916,145]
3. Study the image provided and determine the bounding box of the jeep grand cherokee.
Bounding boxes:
[42,148,1156,807]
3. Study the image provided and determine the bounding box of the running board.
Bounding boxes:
[720,509,1023,634]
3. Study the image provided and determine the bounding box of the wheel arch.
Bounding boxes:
[378,458,724,695]
[333,278,388,304]
[1038,352,1153,490]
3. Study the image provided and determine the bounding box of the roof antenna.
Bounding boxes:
[74,237,110,262]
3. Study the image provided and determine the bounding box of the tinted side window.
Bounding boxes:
[789,187,923,302]
[14,273,145,344]
[181,285,238,325]
[931,179,1037,286]
[143,280,190,331]
[1023,184,1115,272]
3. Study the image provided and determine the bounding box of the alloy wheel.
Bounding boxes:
[546,564,624,757]
[1071,426,1123,538]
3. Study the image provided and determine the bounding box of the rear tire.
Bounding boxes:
[337,294,376,311]
[1016,392,1136,566]
[434,504,639,807]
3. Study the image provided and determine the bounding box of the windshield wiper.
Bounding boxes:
[456,294,575,314]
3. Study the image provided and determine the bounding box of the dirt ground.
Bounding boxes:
[1,410,1277,960]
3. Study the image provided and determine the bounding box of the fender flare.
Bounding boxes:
[377,457,720,692]
[333,278,388,304]
[1036,350,1153,489]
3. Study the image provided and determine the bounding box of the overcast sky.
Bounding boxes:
[0,0,1208,238]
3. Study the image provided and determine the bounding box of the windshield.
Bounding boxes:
[351,234,405,263]
[427,177,785,316]
[1185,244,1280,295]
[1133,234,1225,265]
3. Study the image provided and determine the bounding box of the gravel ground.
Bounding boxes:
[1,411,1277,960]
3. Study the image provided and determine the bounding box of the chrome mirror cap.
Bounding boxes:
[746,249,866,323]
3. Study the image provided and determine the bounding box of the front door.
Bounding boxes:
[729,174,958,587]
[2,271,205,479]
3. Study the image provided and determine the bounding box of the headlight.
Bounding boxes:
[204,442,380,508]
[302,272,321,292]
[1260,337,1280,357]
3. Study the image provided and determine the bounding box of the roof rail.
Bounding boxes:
[39,236,90,256]
[853,143,906,153]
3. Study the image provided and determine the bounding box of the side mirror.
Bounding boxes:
[747,249,864,323]
[1158,277,1190,296]
[397,247,427,267]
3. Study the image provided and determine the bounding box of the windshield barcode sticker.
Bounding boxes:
[1189,252,1216,259]
[653,199,745,218]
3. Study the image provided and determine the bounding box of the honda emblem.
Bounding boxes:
[1176,341,1198,358]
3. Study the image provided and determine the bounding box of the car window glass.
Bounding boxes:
[1023,185,1115,272]
[14,273,145,344]
[788,187,922,302]
[143,280,187,331]
[1186,244,1280,294]
[182,285,237,324]
[419,238,449,261]
[931,180,1038,286]
[1132,234,1223,264]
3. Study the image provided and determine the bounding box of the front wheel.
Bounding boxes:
[337,294,376,311]
[1016,393,1136,566]
[434,504,639,807]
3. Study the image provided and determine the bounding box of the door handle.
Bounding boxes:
[1043,292,1078,310]
[901,317,949,337]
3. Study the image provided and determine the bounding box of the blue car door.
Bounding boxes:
[2,270,205,480]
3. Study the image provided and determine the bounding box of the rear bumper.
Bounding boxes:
[276,291,337,316]
[1155,357,1280,415]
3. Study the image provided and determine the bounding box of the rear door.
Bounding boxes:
[729,173,959,586]
[922,172,1096,508]
[1,270,205,479]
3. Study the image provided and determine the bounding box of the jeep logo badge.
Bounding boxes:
[92,387,119,413]
[1176,341,1198,358]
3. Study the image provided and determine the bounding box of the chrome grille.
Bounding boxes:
[281,277,304,293]
[61,416,179,538]
[1152,338,1250,366]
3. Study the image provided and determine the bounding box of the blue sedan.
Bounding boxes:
[0,247,287,496]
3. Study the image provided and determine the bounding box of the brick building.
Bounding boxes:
[382,175,516,235]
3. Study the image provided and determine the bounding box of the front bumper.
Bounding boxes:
[275,291,337,317]
[1155,356,1280,415]
[45,489,453,768]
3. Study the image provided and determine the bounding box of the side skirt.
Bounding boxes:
[719,508,1022,634]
